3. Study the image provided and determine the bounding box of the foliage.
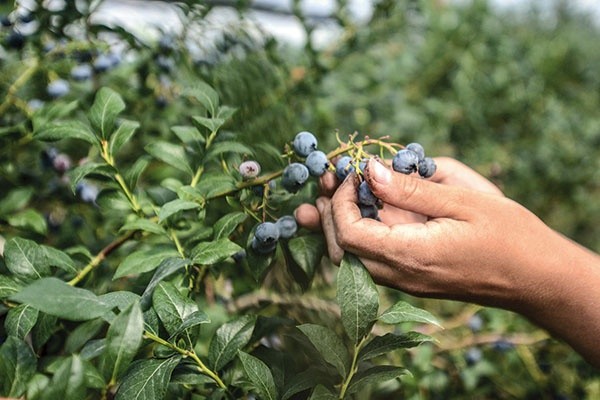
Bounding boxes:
[1,0,599,399]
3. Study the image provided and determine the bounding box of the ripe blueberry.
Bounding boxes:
[76,182,99,204]
[464,347,482,366]
[418,157,437,178]
[5,31,25,50]
[406,142,425,161]
[304,150,329,176]
[70,64,93,81]
[293,131,317,157]
[357,181,378,206]
[252,180,275,197]
[252,222,280,254]
[275,215,297,239]
[281,163,309,193]
[47,79,70,98]
[93,54,113,73]
[359,204,379,220]
[392,149,419,174]
[335,156,355,181]
[239,160,261,179]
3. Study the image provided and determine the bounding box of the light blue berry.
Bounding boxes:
[70,64,93,81]
[281,163,309,193]
[275,215,297,239]
[418,157,437,178]
[392,149,419,174]
[47,79,70,98]
[335,156,354,181]
[305,150,329,176]
[406,142,425,161]
[357,181,378,206]
[293,131,317,157]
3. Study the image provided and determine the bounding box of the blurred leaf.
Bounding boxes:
[0,336,37,398]
[208,314,256,371]
[192,116,226,133]
[213,211,247,240]
[7,209,48,235]
[282,367,334,400]
[3,237,50,280]
[197,174,237,199]
[5,304,39,340]
[113,246,179,279]
[204,141,254,161]
[238,351,278,400]
[152,282,198,337]
[191,238,242,265]
[32,100,79,131]
[337,254,379,344]
[68,163,115,193]
[347,365,409,394]
[171,125,205,145]
[358,332,435,362]
[146,141,193,177]
[183,82,219,115]
[297,324,349,378]
[89,87,126,139]
[40,355,86,400]
[378,300,441,328]
[114,356,181,400]
[309,384,336,400]
[120,218,167,235]
[216,105,237,120]
[109,119,140,156]
[157,199,200,222]
[10,277,110,321]
[0,187,33,216]
[101,301,144,382]
[34,120,97,145]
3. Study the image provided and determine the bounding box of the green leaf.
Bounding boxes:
[158,199,200,222]
[101,301,144,382]
[204,141,254,161]
[216,105,237,120]
[3,237,50,280]
[114,356,181,400]
[171,125,205,145]
[196,174,237,199]
[378,300,442,328]
[109,119,140,156]
[113,246,179,279]
[213,212,247,240]
[68,162,115,193]
[238,351,278,400]
[146,141,193,176]
[0,275,23,299]
[65,318,106,354]
[152,282,198,337]
[10,277,111,321]
[124,155,151,189]
[191,238,242,265]
[31,100,79,131]
[168,310,210,340]
[34,120,97,145]
[7,209,48,235]
[192,116,226,133]
[282,367,334,400]
[0,336,37,397]
[358,332,435,362]
[309,384,336,400]
[40,355,86,400]
[287,234,325,281]
[40,245,77,274]
[99,291,141,312]
[31,313,58,351]
[347,365,409,394]
[208,314,256,371]
[183,82,219,115]
[5,304,39,339]
[139,257,190,310]
[120,218,167,235]
[0,187,33,216]
[337,254,379,344]
[89,87,126,139]
[297,324,350,378]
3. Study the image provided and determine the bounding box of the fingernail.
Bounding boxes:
[370,160,391,184]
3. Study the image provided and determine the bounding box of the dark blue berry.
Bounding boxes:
[281,163,310,193]
[41,147,59,168]
[392,149,419,174]
[492,339,513,352]
[304,150,329,176]
[418,157,437,178]
[19,13,34,23]
[275,215,297,239]
[70,64,93,81]
[406,142,425,161]
[464,347,482,366]
[93,54,113,73]
[252,222,280,254]
[47,79,70,98]
[357,181,378,206]
[1,16,12,27]
[156,55,175,73]
[239,160,261,179]
[293,131,318,157]
[335,156,355,181]
[252,180,275,197]
[359,204,379,220]
[158,35,176,53]
[5,31,25,50]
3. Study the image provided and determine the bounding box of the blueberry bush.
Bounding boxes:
[1,0,600,399]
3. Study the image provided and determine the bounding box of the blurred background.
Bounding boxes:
[1,0,600,398]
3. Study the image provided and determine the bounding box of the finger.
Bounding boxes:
[316,197,344,264]
[294,203,322,232]
[431,157,504,196]
[364,159,478,219]
[319,171,338,198]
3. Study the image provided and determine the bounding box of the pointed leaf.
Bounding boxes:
[110,119,140,156]
[68,163,115,193]
[358,332,435,362]
[168,310,210,340]
[191,238,242,265]
[34,120,98,145]
[113,246,179,279]
[7,209,47,235]
[124,155,151,189]
[5,304,39,339]
[204,141,254,161]
[282,367,334,400]
[101,301,144,382]
[213,212,247,240]
[158,199,200,222]
[208,314,256,371]
[40,355,86,400]
[347,365,409,394]
[0,187,33,216]
[378,300,442,328]
[171,125,205,145]
[146,141,193,176]
[140,257,190,310]
[10,277,110,321]
[0,336,37,397]
[287,234,325,280]
[152,282,198,337]
[183,82,219,115]
[238,351,278,400]
[192,116,226,133]
[89,87,126,139]
[309,385,336,400]
[114,356,181,400]
[297,324,349,378]
[3,237,50,280]
[337,254,379,344]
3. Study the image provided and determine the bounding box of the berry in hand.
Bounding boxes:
[252,222,280,254]
[392,149,419,174]
[275,215,297,239]
[293,131,317,157]
[418,157,437,178]
[239,160,261,179]
[406,142,425,161]
[305,150,329,176]
[359,204,380,220]
[335,156,355,181]
[357,181,378,206]
[281,163,309,193]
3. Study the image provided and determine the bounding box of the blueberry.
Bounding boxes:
[93,54,113,73]
[359,204,379,220]
[158,35,176,53]
[47,79,70,98]
[52,153,72,173]
[281,163,309,193]
[252,222,280,254]
[275,215,297,239]
[239,160,261,179]
[358,181,378,206]
[232,249,246,262]
[155,96,168,109]
[492,339,513,352]
[76,182,99,204]
[406,142,425,161]
[392,149,419,175]
[28,99,44,111]
[252,180,275,197]
[335,156,355,181]
[4,31,25,50]
[1,16,12,27]
[156,55,174,73]
[70,63,93,81]
[108,53,121,67]
[41,147,59,168]
[467,314,483,332]
[464,347,482,366]
[19,13,34,23]
[418,157,437,178]
[304,150,329,176]
[292,131,317,157]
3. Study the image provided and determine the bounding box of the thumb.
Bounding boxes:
[365,158,473,219]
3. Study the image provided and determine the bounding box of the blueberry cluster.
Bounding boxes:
[392,142,437,178]
[279,131,329,193]
[251,215,298,254]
